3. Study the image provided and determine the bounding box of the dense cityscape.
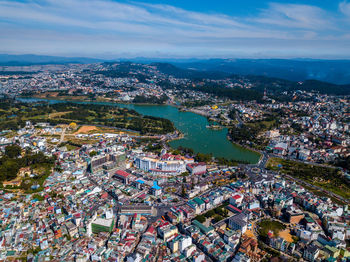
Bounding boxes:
[0,61,349,262]
[1,0,350,261]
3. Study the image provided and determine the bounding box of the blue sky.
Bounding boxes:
[0,0,350,58]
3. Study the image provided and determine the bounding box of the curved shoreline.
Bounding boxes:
[17,97,260,164]
[226,134,263,160]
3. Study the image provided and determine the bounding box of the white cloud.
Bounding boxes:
[0,0,348,57]
[339,1,350,16]
[254,3,335,30]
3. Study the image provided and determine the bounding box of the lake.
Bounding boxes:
[17,98,260,163]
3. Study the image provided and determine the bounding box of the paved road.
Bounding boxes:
[257,152,269,168]
[59,127,66,143]
[235,111,243,127]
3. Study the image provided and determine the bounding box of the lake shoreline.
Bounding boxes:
[226,135,262,161]
[17,97,260,164]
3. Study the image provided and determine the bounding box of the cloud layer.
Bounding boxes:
[0,0,349,58]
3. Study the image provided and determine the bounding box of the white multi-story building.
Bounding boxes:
[135,155,194,174]
[179,236,192,252]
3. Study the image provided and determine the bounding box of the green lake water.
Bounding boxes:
[17,98,260,163]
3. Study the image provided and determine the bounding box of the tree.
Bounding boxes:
[204,210,215,218]
[195,215,206,223]
[195,152,212,163]
[89,151,97,157]
[172,149,181,155]
[181,185,187,198]
[0,159,20,182]
[213,207,229,217]
[32,194,44,201]
[212,215,224,223]
[5,144,22,158]
[69,122,77,130]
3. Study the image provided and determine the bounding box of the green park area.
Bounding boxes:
[0,99,175,135]
[0,145,55,193]
[195,205,229,224]
[229,117,278,150]
[258,219,286,239]
[267,157,350,200]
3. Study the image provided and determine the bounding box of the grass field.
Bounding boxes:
[48,111,71,118]
[258,219,286,238]
[65,137,100,145]
[33,92,88,101]
[246,119,276,130]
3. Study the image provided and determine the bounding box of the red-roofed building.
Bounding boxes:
[230,194,243,206]
[114,170,131,184]
[101,192,108,199]
[145,225,156,236]
[54,228,62,239]
[138,193,146,200]
[227,205,242,214]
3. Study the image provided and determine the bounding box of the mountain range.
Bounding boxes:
[1,54,350,86]
[0,54,102,66]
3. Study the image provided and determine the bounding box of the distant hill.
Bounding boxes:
[150,62,350,96]
[240,76,350,96]
[172,59,350,85]
[0,54,104,65]
[150,62,228,79]
[1,54,349,95]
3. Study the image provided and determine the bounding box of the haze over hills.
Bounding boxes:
[0,54,102,66]
[140,62,350,96]
[1,54,350,90]
[172,59,350,85]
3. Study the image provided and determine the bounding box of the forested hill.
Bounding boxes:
[172,59,350,85]
[151,63,350,96]
[1,55,349,96]
[232,75,350,96]
[0,54,102,65]
[150,62,228,79]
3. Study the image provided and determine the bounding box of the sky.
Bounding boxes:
[0,0,350,59]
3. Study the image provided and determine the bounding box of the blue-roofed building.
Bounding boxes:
[136,179,145,184]
[150,181,162,196]
[135,179,145,189]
